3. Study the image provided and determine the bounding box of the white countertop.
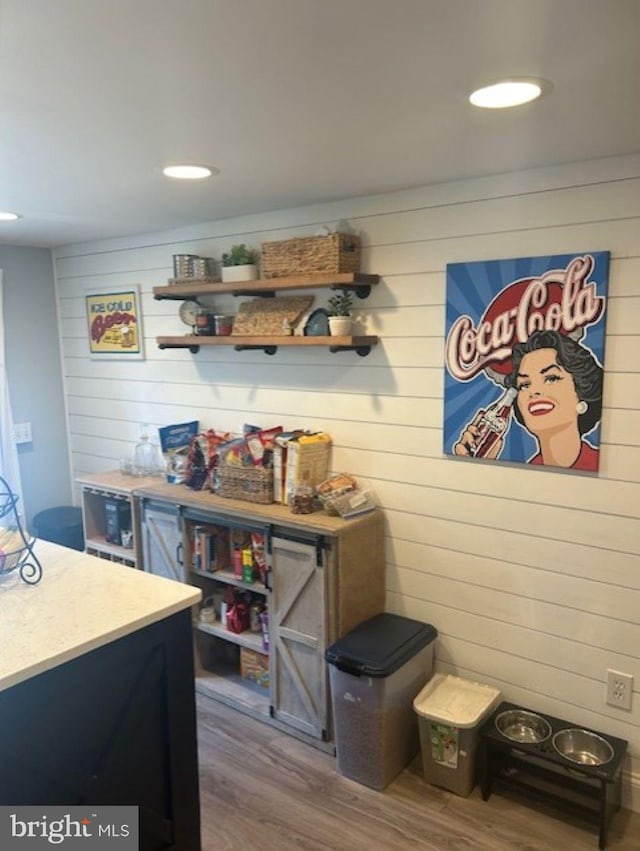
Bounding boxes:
[0,539,201,693]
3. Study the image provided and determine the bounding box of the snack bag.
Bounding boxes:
[251,532,267,583]
[184,437,208,490]
[245,426,283,466]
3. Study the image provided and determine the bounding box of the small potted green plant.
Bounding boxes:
[221,244,259,283]
[327,291,354,336]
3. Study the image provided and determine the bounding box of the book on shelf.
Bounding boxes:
[193,524,230,572]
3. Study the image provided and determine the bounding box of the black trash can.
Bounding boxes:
[325,613,438,789]
[32,506,84,552]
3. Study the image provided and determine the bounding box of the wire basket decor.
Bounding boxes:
[0,475,43,585]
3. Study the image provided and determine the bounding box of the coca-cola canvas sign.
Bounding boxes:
[443,251,610,472]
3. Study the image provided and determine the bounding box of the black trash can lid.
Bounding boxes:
[325,613,437,678]
[33,506,82,530]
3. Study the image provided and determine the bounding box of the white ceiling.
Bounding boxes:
[1,0,639,248]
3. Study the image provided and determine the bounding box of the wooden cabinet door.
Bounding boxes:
[141,500,185,582]
[270,535,327,740]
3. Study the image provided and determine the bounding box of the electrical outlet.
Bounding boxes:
[606,669,633,710]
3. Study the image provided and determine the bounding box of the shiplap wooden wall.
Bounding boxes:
[53,153,640,809]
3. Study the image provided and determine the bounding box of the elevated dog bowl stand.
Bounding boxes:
[480,702,627,849]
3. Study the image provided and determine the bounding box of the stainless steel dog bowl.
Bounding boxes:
[495,709,552,743]
[552,728,614,766]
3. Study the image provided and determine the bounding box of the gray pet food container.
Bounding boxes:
[325,613,437,790]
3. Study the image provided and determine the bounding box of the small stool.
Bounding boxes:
[32,506,84,551]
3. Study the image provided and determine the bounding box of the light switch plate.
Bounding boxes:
[13,422,32,444]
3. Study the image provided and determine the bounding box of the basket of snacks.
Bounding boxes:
[217,466,274,504]
[215,427,282,504]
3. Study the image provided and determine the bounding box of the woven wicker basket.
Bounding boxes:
[261,233,361,279]
[216,466,274,504]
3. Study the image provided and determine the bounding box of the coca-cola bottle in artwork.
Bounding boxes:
[471,387,518,458]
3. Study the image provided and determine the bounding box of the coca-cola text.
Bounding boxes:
[445,255,605,381]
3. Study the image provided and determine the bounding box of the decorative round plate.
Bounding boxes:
[179,299,201,326]
[304,308,330,336]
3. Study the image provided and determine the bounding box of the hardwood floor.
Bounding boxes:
[196,695,638,850]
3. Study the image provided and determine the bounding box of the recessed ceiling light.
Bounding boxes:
[469,79,549,109]
[163,164,217,180]
[0,211,21,221]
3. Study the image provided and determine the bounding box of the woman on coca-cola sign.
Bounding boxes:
[454,329,603,470]
[506,329,603,470]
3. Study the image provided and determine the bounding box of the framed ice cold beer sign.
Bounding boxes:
[85,285,144,359]
[443,251,610,472]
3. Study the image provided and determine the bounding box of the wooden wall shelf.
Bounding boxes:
[156,334,378,356]
[154,271,380,355]
[153,272,380,300]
